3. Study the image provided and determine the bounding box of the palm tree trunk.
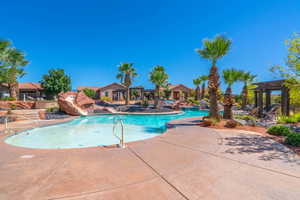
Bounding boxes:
[223,87,233,119]
[201,83,205,99]
[9,83,18,100]
[241,84,248,110]
[208,65,220,119]
[195,86,200,100]
[125,87,130,105]
[154,85,160,108]
[7,69,18,99]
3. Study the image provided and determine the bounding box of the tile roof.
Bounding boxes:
[99,82,127,91]
[168,84,191,90]
[77,86,102,91]
[19,83,43,90]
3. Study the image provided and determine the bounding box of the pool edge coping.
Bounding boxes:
[0,113,206,151]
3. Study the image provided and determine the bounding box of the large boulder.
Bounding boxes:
[58,92,80,116]
[58,91,94,116]
[75,91,94,107]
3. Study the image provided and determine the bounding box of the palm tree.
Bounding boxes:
[0,40,11,82]
[196,35,231,119]
[193,77,201,100]
[0,41,28,99]
[222,69,242,119]
[239,71,256,110]
[199,75,209,99]
[0,40,11,62]
[149,65,169,108]
[163,87,172,100]
[116,63,138,105]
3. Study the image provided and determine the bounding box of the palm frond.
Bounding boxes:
[150,65,169,87]
[239,71,257,84]
[196,35,231,65]
[222,68,243,87]
[193,78,201,87]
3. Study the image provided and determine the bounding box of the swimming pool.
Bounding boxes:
[5,109,208,149]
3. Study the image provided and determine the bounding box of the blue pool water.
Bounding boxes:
[5,109,208,149]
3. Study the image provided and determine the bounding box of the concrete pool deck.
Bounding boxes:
[0,117,300,199]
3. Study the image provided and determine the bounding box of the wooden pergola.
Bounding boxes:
[253,80,290,117]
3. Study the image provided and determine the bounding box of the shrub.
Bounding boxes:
[201,119,212,127]
[235,114,256,121]
[201,117,219,127]
[46,107,59,113]
[278,113,300,124]
[235,114,257,126]
[225,120,238,128]
[278,115,297,124]
[9,103,17,110]
[285,132,300,146]
[267,125,291,136]
[142,100,149,107]
[187,98,199,105]
[292,113,300,122]
[0,97,16,101]
[100,96,112,102]
[83,88,96,99]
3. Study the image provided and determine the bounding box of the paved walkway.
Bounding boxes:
[0,117,300,200]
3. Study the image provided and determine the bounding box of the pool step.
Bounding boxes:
[9,109,45,121]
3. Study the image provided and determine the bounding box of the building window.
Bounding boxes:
[105,91,109,97]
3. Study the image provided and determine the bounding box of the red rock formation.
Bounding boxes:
[58,92,81,116]
[75,91,94,107]
[0,101,35,110]
[58,91,95,116]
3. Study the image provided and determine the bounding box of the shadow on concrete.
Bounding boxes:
[167,120,203,129]
[167,123,200,129]
[143,127,165,134]
[223,134,300,164]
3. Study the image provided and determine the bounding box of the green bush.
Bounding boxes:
[46,107,59,113]
[9,103,17,110]
[83,88,96,99]
[235,114,256,121]
[285,133,300,146]
[0,97,16,101]
[234,114,257,126]
[267,125,291,136]
[100,96,112,102]
[278,115,297,123]
[187,98,199,105]
[278,113,300,124]
[142,100,149,107]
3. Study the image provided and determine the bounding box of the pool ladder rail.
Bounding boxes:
[112,115,126,148]
[3,114,40,135]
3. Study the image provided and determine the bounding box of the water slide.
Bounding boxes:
[105,106,118,113]
[65,96,88,116]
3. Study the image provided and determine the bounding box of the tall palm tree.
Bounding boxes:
[0,40,11,82]
[0,40,11,62]
[116,63,138,105]
[0,40,28,99]
[150,65,169,108]
[196,35,231,119]
[199,75,209,99]
[6,49,28,98]
[239,71,256,110]
[193,77,201,100]
[222,69,242,119]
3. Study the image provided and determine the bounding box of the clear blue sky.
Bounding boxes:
[1,0,299,93]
